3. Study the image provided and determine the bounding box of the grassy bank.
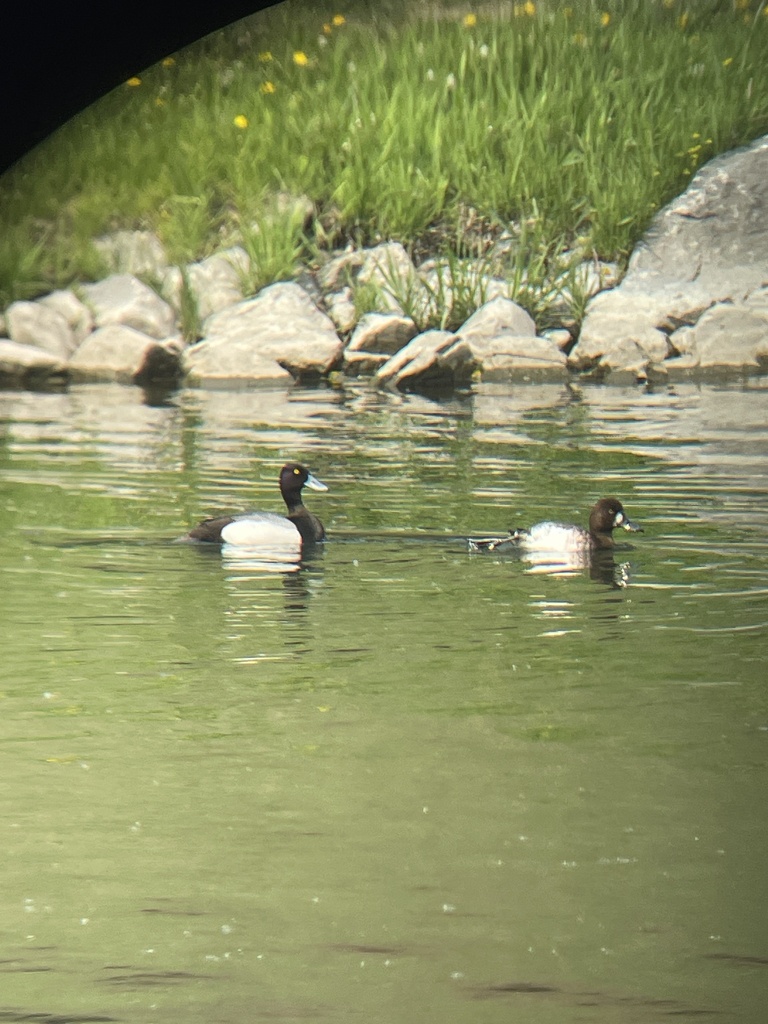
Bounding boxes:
[1,0,767,315]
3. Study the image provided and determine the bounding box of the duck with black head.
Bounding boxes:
[468,497,642,557]
[183,462,328,550]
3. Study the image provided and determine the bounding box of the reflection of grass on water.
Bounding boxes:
[1,0,767,310]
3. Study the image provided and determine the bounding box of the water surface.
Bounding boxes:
[1,378,767,1023]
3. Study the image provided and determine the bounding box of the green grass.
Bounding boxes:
[1,0,767,314]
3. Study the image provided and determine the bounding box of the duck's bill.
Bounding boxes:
[306,473,329,492]
[621,517,643,533]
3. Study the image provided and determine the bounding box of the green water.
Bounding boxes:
[1,379,767,1023]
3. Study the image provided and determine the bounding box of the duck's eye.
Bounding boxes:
[293,468,300,475]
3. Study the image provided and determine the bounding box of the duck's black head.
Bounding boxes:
[279,462,327,497]
[589,497,642,547]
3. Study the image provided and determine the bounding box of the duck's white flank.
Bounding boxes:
[220,512,302,549]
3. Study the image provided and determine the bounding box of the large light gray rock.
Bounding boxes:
[163,247,250,321]
[38,289,94,345]
[375,330,478,389]
[357,242,423,314]
[346,313,418,355]
[68,324,182,384]
[80,273,176,340]
[572,135,768,374]
[183,281,343,383]
[0,339,68,384]
[454,296,567,378]
[93,230,169,277]
[325,286,358,333]
[668,303,768,371]
[5,300,77,358]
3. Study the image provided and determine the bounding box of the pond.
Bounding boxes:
[1,377,767,1024]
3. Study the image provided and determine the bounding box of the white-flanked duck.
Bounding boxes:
[468,497,642,559]
[184,462,327,550]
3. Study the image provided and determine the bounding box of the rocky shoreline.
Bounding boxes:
[2,135,767,392]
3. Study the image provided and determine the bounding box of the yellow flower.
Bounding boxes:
[678,12,689,28]
[155,96,165,107]
[258,51,273,62]
[233,114,249,129]
[524,0,536,14]
[600,12,611,27]
[126,76,142,87]
[723,56,733,66]
[563,6,573,16]
[162,57,175,68]
[322,22,332,34]
[572,31,587,45]
[463,13,477,28]
[692,131,700,139]
[293,50,309,66]
[332,13,346,26]
[260,81,276,94]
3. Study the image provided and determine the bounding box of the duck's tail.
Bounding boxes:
[467,530,523,553]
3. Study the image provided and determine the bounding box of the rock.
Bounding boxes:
[549,257,621,320]
[325,287,357,333]
[5,300,77,358]
[573,134,768,373]
[599,338,651,375]
[317,249,366,292]
[68,324,182,384]
[93,230,169,277]
[346,313,418,355]
[375,330,478,389]
[80,273,176,340]
[454,296,567,378]
[38,289,93,345]
[477,337,569,379]
[357,242,422,313]
[163,246,249,322]
[668,303,768,369]
[183,281,343,383]
[458,295,537,344]
[541,328,573,352]
[0,339,68,385]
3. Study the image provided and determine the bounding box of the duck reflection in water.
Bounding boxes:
[468,497,642,586]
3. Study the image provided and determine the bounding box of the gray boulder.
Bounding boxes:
[668,303,768,371]
[343,313,419,377]
[68,324,182,384]
[572,134,768,375]
[325,286,358,334]
[38,289,93,345]
[80,273,176,340]
[357,242,423,314]
[375,330,478,389]
[163,246,250,322]
[0,339,68,385]
[93,230,169,277]
[5,300,78,359]
[346,313,418,355]
[183,281,343,383]
[456,296,567,378]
